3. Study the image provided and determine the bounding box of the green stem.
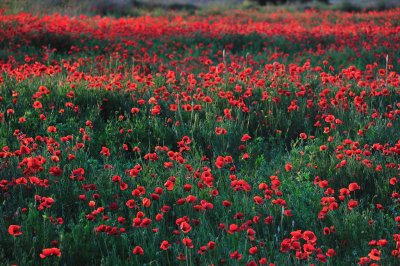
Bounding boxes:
[185,246,189,266]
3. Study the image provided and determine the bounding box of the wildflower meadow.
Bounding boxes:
[1,5,400,265]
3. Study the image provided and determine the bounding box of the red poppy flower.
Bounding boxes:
[8,225,22,236]
[253,196,264,204]
[358,257,371,265]
[326,249,336,257]
[230,251,242,260]
[160,240,171,250]
[33,101,43,109]
[249,246,258,254]
[303,231,317,243]
[40,248,61,258]
[126,199,136,208]
[197,246,207,254]
[180,221,192,233]
[348,200,358,210]
[377,239,387,247]
[186,195,197,204]
[316,254,328,262]
[303,243,315,254]
[112,175,121,183]
[285,163,293,172]
[207,241,216,250]
[290,230,303,240]
[241,134,251,141]
[242,153,250,159]
[177,253,186,260]
[223,200,231,207]
[348,183,360,191]
[132,246,144,255]
[265,216,273,224]
[284,210,293,216]
[368,249,380,260]
[100,147,110,157]
[142,198,151,207]
[47,126,57,133]
[182,238,194,248]
[120,182,128,190]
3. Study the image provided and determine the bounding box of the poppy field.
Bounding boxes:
[1,6,400,265]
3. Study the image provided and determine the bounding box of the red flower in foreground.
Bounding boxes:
[230,250,242,260]
[368,249,381,261]
[285,163,293,172]
[132,246,144,255]
[223,200,231,207]
[180,221,192,233]
[348,200,358,210]
[326,249,337,257]
[207,241,216,250]
[182,238,194,248]
[241,134,251,141]
[358,257,371,265]
[177,252,186,260]
[40,248,61,258]
[100,147,110,157]
[249,246,258,254]
[348,182,361,191]
[8,225,22,236]
[33,101,43,109]
[160,240,171,250]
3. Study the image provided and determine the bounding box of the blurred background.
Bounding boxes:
[1,0,399,16]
